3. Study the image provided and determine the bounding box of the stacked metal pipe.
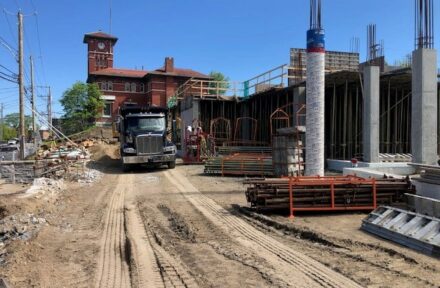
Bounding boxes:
[217,146,272,155]
[245,177,413,211]
[204,154,273,176]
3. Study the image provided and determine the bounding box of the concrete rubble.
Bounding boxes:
[22,178,65,198]
[0,213,47,265]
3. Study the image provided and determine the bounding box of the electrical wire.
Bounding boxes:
[3,9,17,44]
[0,64,17,76]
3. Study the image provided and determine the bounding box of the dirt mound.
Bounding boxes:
[89,143,120,163]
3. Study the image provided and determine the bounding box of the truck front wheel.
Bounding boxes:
[167,160,176,169]
[122,164,131,172]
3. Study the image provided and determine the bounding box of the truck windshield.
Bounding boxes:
[126,117,165,132]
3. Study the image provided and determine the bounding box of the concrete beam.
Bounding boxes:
[362,65,380,163]
[412,48,438,164]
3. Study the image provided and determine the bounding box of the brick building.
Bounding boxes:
[83,31,210,125]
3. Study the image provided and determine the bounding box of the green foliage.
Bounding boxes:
[208,71,230,95]
[4,113,32,129]
[60,82,104,135]
[1,124,17,141]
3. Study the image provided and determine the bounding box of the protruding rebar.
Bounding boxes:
[415,0,434,49]
[310,0,322,29]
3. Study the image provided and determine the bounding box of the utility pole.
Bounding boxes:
[30,55,36,146]
[0,103,3,142]
[48,86,52,135]
[18,11,25,160]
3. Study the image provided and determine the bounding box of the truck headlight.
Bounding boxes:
[123,147,136,154]
[163,145,175,153]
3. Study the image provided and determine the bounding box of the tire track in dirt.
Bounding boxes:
[127,173,199,288]
[95,175,131,288]
[147,226,199,288]
[165,169,362,288]
[125,202,164,288]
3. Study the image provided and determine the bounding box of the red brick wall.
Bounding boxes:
[86,39,115,74]
[92,76,148,123]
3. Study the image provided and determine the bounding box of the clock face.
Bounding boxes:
[98,42,105,50]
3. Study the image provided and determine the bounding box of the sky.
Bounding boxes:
[0,0,439,120]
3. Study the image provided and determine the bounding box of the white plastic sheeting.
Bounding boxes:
[305,52,325,176]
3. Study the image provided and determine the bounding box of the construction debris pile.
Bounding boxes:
[245,176,413,212]
[0,213,47,264]
[24,177,65,198]
[0,139,101,185]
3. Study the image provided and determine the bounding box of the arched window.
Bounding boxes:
[125,82,130,92]
[101,82,107,90]
[131,83,136,92]
[107,81,113,91]
[140,83,145,93]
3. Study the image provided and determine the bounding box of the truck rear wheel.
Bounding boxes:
[167,160,176,169]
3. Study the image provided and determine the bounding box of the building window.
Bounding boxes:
[131,82,136,92]
[140,83,144,93]
[103,102,112,117]
[125,82,130,92]
[107,81,113,91]
[101,82,107,90]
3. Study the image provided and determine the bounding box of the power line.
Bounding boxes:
[0,64,17,75]
[0,74,18,83]
[0,35,18,59]
[33,11,47,86]
[3,9,17,44]
[0,86,18,90]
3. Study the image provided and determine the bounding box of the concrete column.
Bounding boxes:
[362,65,380,163]
[411,49,438,164]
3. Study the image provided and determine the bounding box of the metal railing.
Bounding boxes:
[243,64,292,97]
[168,64,298,107]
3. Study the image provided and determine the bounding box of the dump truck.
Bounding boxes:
[117,104,176,171]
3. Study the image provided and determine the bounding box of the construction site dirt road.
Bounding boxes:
[0,144,439,288]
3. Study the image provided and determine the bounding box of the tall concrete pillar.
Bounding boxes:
[362,65,380,163]
[411,48,438,164]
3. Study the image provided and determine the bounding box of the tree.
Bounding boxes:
[208,71,230,95]
[4,113,33,130]
[1,124,17,141]
[60,82,104,135]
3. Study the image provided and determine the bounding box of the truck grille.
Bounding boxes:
[136,135,162,155]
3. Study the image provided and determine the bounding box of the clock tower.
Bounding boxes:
[83,31,118,74]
